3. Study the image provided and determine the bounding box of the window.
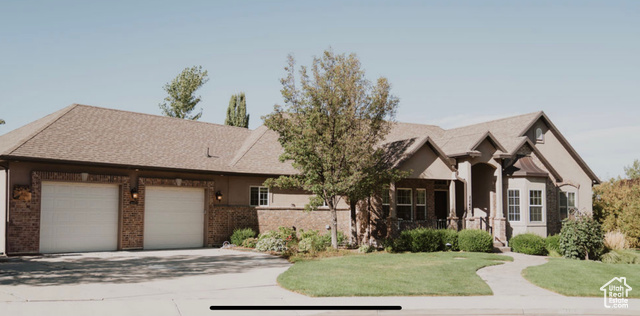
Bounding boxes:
[381,187,390,218]
[507,190,521,221]
[250,186,269,206]
[559,191,576,220]
[535,128,544,143]
[416,189,427,220]
[397,188,413,221]
[529,190,543,222]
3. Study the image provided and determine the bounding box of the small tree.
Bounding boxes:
[593,178,640,248]
[624,159,640,180]
[0,119,4,125]
[225,92,250,128]
[263,50,399,249]
[559,213,604,260]
[159,65,209,120]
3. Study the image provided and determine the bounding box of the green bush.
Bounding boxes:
[510,233,547,255]
[439,229,459,251]
[358,245,374,253]
[320,230,347,247]
[559,215,605,260]
[458,229,493,253]
[545,235,560,253]
[601,249,640,264]
[241,237,258,248]
[409,228,442,253]
[255,237,287,252]
[230,228,257,246]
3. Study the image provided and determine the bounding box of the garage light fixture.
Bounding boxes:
[130,187,139,204]
[215,191,223,202]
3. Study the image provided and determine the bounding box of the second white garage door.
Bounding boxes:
[144,186,205,250]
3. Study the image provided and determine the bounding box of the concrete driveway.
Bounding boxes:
[2,249,640,315]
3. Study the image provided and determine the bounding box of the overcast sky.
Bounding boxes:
[0,1,638,179]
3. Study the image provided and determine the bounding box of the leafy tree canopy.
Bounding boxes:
[263,50,400,248]
[159,65,209,120]
[624,159,640,180]
[225,92,250,128]
[0,119,4,125]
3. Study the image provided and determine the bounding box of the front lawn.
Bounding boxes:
[523,258,640,297]
[277,252,512,296]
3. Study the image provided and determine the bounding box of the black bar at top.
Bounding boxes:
[210,305,402,311]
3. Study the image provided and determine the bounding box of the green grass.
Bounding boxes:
[523,258,640,297]
[277,252,512,297]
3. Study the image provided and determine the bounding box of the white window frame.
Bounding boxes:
[507,189,521,222]
[416,188,427,221]
[535,127,544,143]
[529,189,543,222]
[559,191,576,220]
[396,188,413,221]
[250,186,269,206]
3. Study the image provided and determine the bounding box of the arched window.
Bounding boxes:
[535,127,544,143]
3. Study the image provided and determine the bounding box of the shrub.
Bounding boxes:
[559,215,605,260]
[408,228,442,253]
[604,230,629,250]
[320,230,347,247]
[297,230,330,253]
[439,229,459,251]
[390,231,412,252]
[255,237,287,252]
[230,228,257,246]
[509,233,547,255]
[545,235,560,253]
[601,249,640,264]
[458,229,493,253]
[241,237,258,248]
[277,226,298,243]
[358,245,374,253]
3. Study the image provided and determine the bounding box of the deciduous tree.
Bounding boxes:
[624,159,640,180]
[159,66,209,120]
[263,50,399,249]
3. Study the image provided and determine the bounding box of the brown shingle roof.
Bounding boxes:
[1,104,254,173]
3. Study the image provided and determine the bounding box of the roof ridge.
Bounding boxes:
[229,126,270,167]
[3,104,79,155]
[72,103,255,131]
[444,111,542,132]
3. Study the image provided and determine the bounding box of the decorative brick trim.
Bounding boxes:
[7,171,130,254]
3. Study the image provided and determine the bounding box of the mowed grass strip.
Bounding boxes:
[277,252,512,297]
[523,258,640,298]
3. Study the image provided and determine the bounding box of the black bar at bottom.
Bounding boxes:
[210,305,401,311]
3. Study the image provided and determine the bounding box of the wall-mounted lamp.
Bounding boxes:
[215,191,223,202]
[130,187,139,204]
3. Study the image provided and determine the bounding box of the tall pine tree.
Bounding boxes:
[225,92,250,128]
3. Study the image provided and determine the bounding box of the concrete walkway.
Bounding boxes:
[1,249,639,315]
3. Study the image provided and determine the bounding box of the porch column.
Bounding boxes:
[389,182,397,220]
[493,160,507,242]
[457,160,473,228]
[447,178,458,230]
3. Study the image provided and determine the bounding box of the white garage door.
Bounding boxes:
[40,182,119,254]
[144,186,205,250]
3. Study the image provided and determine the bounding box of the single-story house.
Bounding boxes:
[0,104,599,255]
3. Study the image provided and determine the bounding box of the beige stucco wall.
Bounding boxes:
[526,120,594,214]
[400,143,454,180]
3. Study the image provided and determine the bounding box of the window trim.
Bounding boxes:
[250,186,269,206]
[529,189,543,222]
[416,188,427,221]
[535,127,544,143]
[396,188,413,221]
[559,191,576,220]
[507,189,521,222]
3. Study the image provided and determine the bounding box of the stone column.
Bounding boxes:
[457,160,473,229]
[493,160,507,242]
[447,178,458,230]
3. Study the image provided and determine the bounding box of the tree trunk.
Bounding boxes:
[350,200,358,246]
[330,205,339,249]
